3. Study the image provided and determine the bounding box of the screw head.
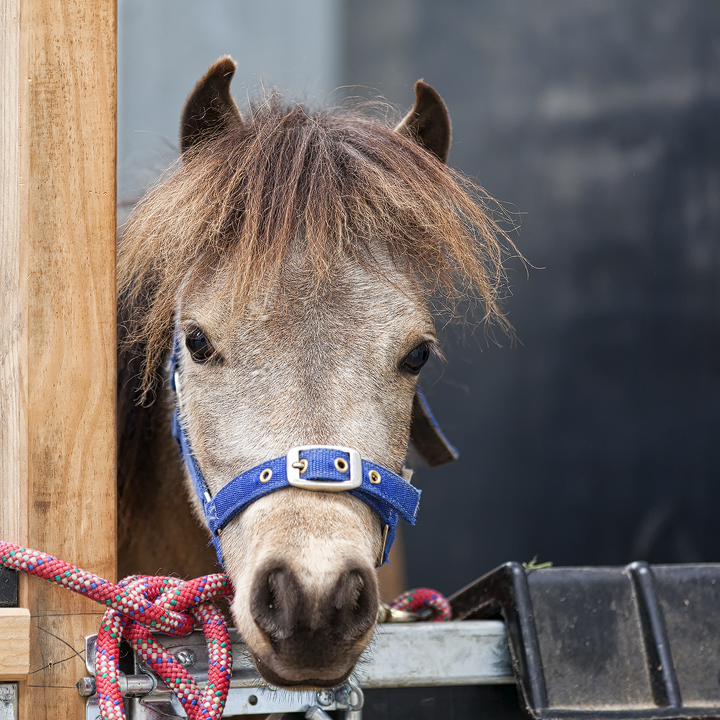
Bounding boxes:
[174,649,196,668]
[316,689,334,706]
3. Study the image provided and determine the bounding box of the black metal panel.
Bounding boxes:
[0,566,18,607]
[362,685,527,720]
[246,688,527,720]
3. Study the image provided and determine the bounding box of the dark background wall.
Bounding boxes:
[345,0,720,594]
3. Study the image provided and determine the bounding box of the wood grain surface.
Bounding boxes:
[0,1,116,718]
[0,608,31,680]
[0,0,26,555]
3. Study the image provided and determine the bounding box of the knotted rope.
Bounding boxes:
[0,543,233,720]
[0,541,450,719]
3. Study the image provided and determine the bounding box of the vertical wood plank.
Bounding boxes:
[1,1,117,718]
[0,0,26,553]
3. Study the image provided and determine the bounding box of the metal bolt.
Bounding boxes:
[316,689,334,706]
[174,649,196,668]
[76,676,97,697]
[336,682,364,711]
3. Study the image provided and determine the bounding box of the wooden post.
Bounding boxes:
[0,1,116,718]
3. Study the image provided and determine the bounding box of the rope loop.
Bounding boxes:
[0,543,233,720]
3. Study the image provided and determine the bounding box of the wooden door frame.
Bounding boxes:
[1,2,117,718]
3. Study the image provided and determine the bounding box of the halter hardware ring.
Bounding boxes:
[334,457,349,473]
[286,445,362,491]
[259,468,273,483]
[369,470,382,484]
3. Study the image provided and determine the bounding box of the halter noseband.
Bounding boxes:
[169,336,451,568]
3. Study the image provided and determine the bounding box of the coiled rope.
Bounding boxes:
[0,541,450,719]
[0,543,233,720]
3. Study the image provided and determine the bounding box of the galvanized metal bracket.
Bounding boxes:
[78,620,512,719]
[0,684,18,720]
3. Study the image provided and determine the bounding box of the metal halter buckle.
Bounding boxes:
[286,445,362,491]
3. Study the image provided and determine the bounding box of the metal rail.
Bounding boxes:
[79,620,513,719]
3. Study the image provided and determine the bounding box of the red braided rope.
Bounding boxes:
[390,587,452,621]
[0,542,233,720]
[1,541,450,719]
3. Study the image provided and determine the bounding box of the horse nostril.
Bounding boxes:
[251,565,302,641]
[329,567,378,640]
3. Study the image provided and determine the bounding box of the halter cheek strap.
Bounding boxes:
[169,342,423,568]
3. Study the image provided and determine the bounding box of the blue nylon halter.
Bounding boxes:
[169,338,421,568]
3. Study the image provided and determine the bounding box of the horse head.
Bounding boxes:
[118,57,511,689]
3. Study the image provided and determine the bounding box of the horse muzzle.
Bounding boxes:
[246,561,379,688]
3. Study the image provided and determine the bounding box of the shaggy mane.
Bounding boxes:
[118,96,518,395]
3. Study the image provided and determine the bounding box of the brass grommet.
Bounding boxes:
[369,470,382,484]
[259,468,273,483]
[334,457,349,473]
[291,459,308,474]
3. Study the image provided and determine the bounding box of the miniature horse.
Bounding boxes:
[117,57,511,689]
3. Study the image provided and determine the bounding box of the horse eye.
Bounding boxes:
[400,343,431,375]
[185,327,215,363]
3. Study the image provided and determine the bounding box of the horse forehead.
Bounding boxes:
[269,272,424,340]
[185,258,430,346]
[179,249,434,368]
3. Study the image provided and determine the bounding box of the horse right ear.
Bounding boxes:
[395,80,451,163]
[180,56,243,155]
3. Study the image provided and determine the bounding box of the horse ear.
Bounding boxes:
[395,80,451,163]
[180,56,243,155]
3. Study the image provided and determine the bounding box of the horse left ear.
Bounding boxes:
[180,56,243,155]
[395,80,451,163]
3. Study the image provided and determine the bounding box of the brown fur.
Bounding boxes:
[117,338,217,578]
